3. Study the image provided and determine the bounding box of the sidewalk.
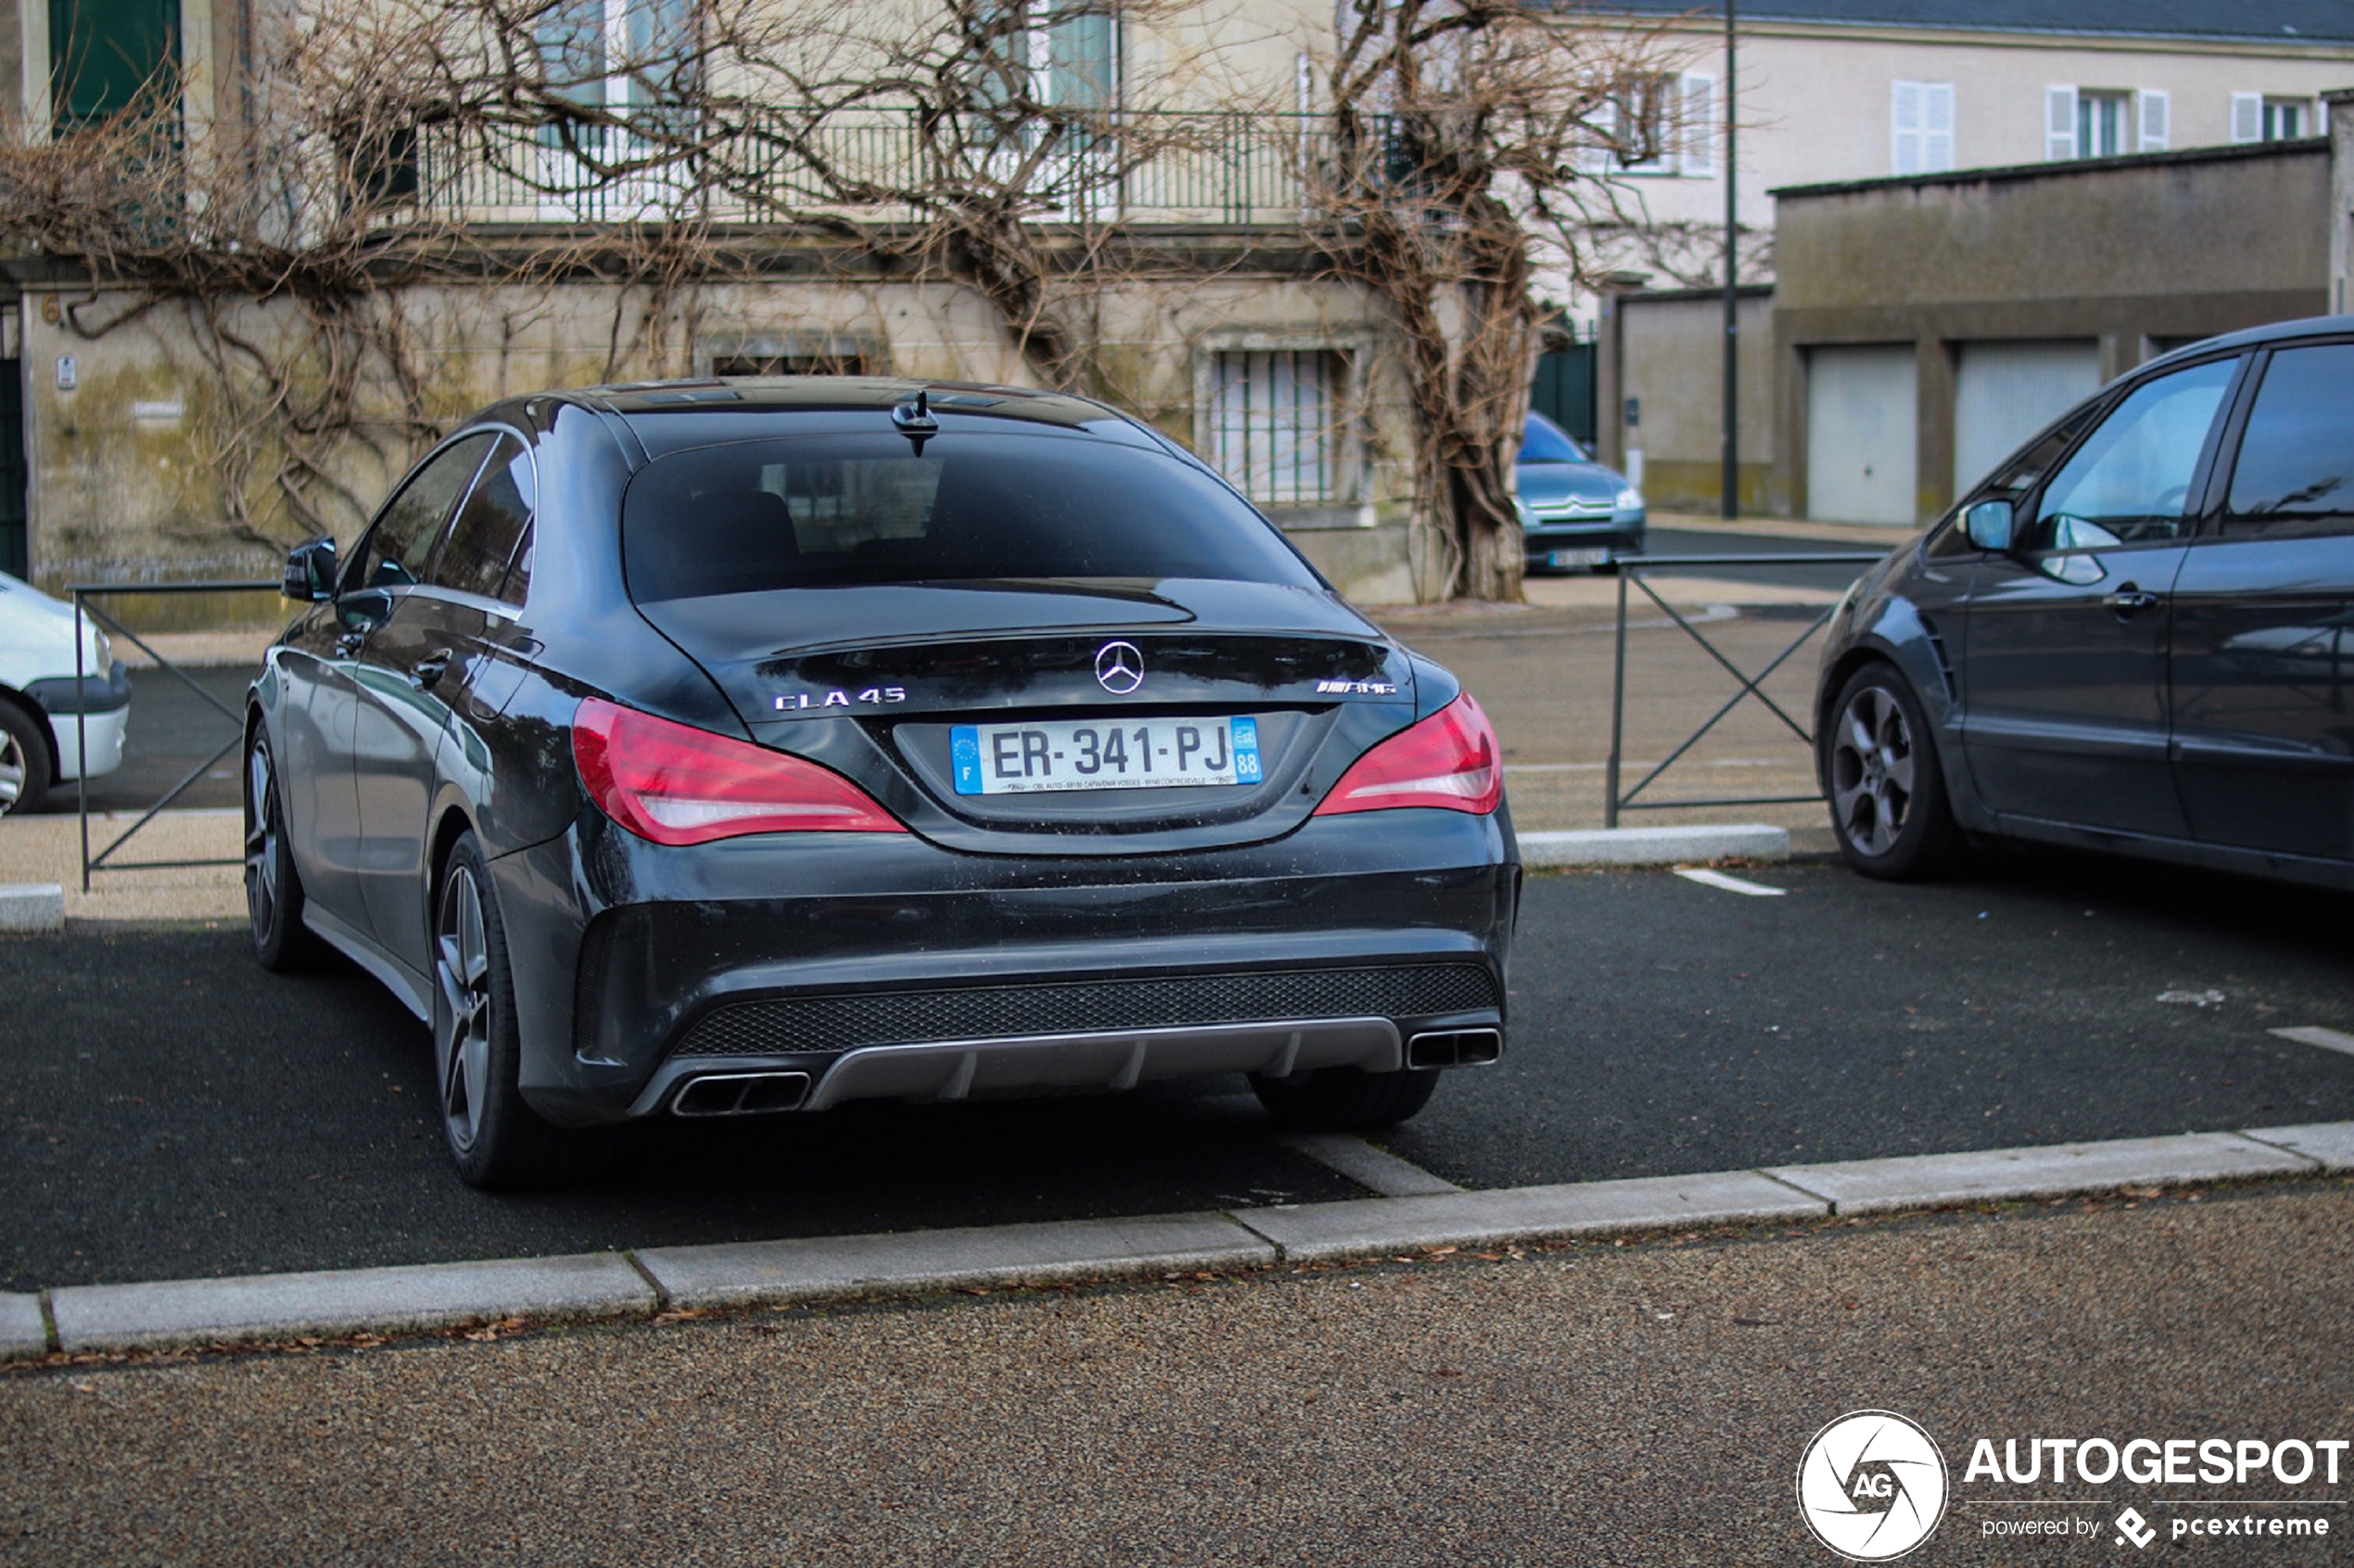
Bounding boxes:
[0,810,245,922]
[6,1180,2348,1564]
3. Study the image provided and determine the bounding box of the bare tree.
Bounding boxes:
[1313,0,1688,601]
[0,0,1267,550]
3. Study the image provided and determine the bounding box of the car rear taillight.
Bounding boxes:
[572,698,906,845]
[1313,693,1503,816]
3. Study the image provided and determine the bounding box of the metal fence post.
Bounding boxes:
[1605,566,1628,829]
[73,588,90,892]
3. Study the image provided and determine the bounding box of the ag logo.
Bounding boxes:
[1796,1410,1949,1561]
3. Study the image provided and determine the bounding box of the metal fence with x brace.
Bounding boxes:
[1602,551,1890,828]
[70,580,279,892]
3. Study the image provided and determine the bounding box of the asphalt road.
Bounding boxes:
[8,846,2354,1291]
[6,1182,2350,1565]
[1628,525,1891,594]
[32,664,255,816]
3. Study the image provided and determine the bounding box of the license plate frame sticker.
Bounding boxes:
[950,716,1262,795]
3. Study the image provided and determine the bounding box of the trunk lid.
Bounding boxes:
[631,577,1418,852]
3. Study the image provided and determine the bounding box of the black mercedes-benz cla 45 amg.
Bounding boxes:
[245,379,1519,1186]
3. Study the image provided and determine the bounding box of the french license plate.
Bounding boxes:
[1549,547,1608,568]
[950,717,1262,795]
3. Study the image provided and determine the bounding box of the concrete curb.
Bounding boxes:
[2241,1122,2354,1172]
[0,883,66,934]
[0,1293,47,1359]
[1232,1170,1824,1262]
[47,1251,656,1353]
[10,1123,2346,1360]
[1763,1132,2314,1216]
[1518,826,1789,868]
[638,1211,1272,1309]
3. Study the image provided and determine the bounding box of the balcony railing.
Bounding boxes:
[413,110,1364,228]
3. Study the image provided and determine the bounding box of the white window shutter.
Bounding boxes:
[2045,84,2077,159]
[1924,82,1955,171]
[1580,98,1617,172]
[2137,89,2169,151]
[1892,81,1922,175]
[1679,71,1716,175]
[2231,92,2263,143]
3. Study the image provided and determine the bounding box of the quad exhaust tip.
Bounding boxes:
[673,1070,812,1117]
[1406,1028,1502,1069]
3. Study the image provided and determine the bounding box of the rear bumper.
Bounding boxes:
[500,805,1519,1124]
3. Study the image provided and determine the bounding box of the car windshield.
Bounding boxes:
[1518,413,1588,465]
[622,430,1323,601]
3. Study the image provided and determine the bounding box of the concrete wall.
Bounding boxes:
[1769,139,2333,523]
[13,256,1429,612]
[1564,15,2354,307]
[1599,286,1775,514]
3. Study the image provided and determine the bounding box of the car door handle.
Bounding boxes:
[408,651,452,690]
[2102,587,2161,614]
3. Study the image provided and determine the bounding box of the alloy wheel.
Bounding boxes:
[244,740,280,936]
[435,866,494,1155]
[0,727,26,813]
[1830,685,1917,858]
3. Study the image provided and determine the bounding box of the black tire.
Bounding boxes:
[0,701,51,816]
[1825,663,1969,881]
[432,832,610,1189]
[1249,1065,1441,1132]
[244,725,327,969]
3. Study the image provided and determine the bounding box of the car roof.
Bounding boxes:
[2138,313,2354,376]
[559,376,1118,429]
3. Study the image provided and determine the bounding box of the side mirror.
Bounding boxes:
[283,537,337,602]
[1963,499,2014,552]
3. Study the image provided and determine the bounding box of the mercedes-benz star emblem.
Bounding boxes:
[1095,640,1145,695]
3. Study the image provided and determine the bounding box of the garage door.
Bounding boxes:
[1806,346,1917,525]
[1954,340,2099,496]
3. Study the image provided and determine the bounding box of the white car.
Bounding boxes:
[0,571,128,815]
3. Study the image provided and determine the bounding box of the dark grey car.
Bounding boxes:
[1816,313,2354,889]
[246,379,1518,1188]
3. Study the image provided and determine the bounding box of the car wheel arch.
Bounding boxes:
[0,681,61,785]
[427,804,481,909]
[1817,641,1989,831]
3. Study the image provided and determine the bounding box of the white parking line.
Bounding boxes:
[2268,1026,2354,1057]
[1281,1133,1462,1197]
[1673,867,1787,897]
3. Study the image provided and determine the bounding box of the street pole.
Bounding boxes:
[1719,0,1739,520]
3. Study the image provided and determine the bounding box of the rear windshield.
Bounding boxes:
[621,431,1321,601]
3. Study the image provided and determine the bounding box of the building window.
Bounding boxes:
[49,0,181,132]
[2233,94,2312,143]
[1891,81,1955,175]
[2045,86,2165,160]
[536,0,694,111]
[2078,90,2131,158]
[1587,72,1716,177]
[1210,351,1344,508]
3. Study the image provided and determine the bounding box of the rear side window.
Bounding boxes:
[431,434,535,602]
[2225,344,2354,537]
[621,431,1321,601]
[350,434,495,591]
